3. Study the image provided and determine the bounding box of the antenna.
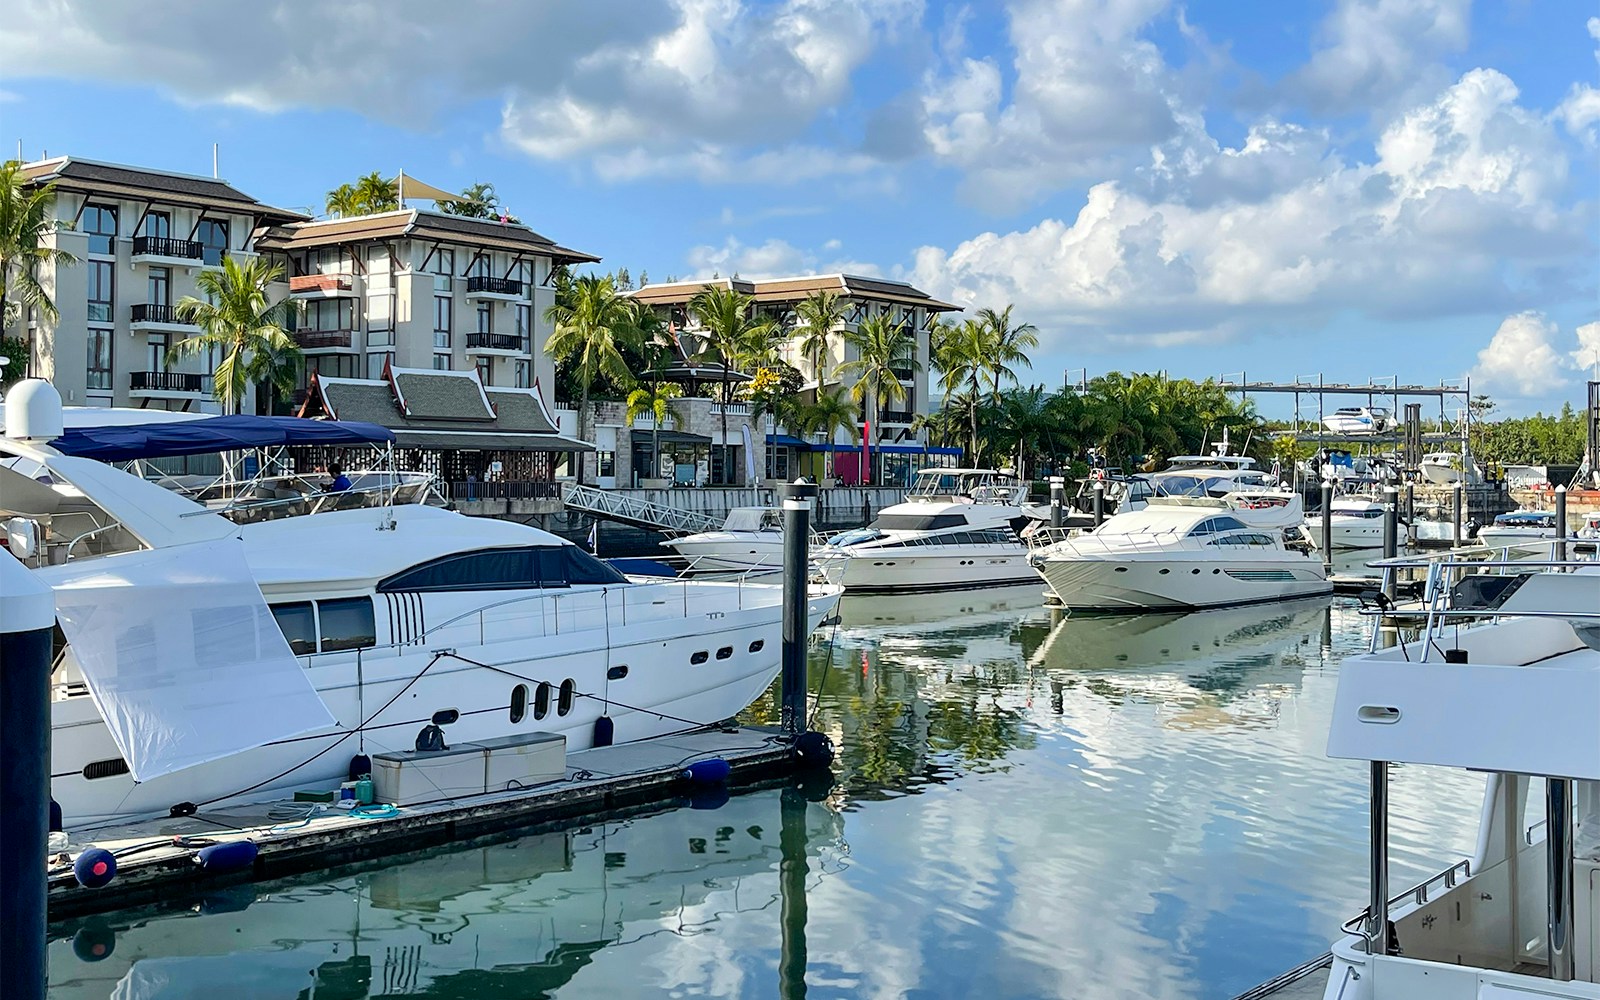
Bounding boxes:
[212,143,219,179]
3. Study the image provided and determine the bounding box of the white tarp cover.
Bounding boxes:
[48,537,335,782]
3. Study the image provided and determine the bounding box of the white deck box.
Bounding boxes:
[372,744,488,805]
[478,732,567,792]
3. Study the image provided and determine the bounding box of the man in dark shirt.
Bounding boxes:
[326,463,353,492]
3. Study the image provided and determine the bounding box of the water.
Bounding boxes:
[47,590,1487,999]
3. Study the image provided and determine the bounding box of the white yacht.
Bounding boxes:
[813,468,1034,593]
[661,506,785,574]
[1321,553,1600,998]
[1026,492,1331,611]
[1305,494,1391,550]
[1113,453,1278,514]
[1476,509,1561,549]
[0,381,841,830]
[1420,450,1482,485]
[1322,406,1393,435]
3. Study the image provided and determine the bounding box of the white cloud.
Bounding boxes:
[1556,17,1600,142]
[685,236,883,279]
[1575,322,1600,375]
[1287,0,1470,115]
[1472,312,1569,397]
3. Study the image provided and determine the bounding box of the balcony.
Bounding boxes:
[879,409,916,425]
[890,367,915,382]
[129,370,206,398]
[131,236,204,266]
[293,329,356,351]
[289,273,357,298]
[709,401,751,416]
[465,332,525,354]
[129,303,198,333]
[465,276,525,301]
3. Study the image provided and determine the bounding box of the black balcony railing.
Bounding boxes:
[880,409,916,424]
[130,370,204,393]
[467,276,523,296]
[466,332,523,351]
[130,303,189,324]
[132,236,203,260]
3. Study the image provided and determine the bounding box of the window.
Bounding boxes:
[868,513,968,532]
[476,301,491,335]
[318,598,376,652]
[146,333,168,371]
[305,298,353,332]
[308,355,358,380]
[565,546,627,585]
[270,602,317,655]
[376,546,625,593]
[476,357,492,387]
[469,254,490,279]
[510,684,528,724]
[147,267,170,307]
[367,293,393,334]
[1188,516,1248,537]
[515,303,531,352]
[533,681,551,720]
[139,211,170,239]
[433,296,451,348]
[86,328,112,390]
[597,451,616,478]
[366,245,391,289]
[87,261,114,322]
[514,359,531,388]
[557,678,575,716]
[431,248,454,292]
[433,353,451,371]
[197,219,229,265]
[83,204,117,254]
[366,352,392,380]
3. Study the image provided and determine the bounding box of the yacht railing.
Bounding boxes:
[1025,526,1288,557]
[1339,858,1472,942]
[176,473,438,521]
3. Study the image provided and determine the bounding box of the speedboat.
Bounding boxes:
[813,468,1034,593]
[1305,494,1390,550]
[1322,406,1393,435]
[1419,450,1482,485]
[1026,491,1331,611]
[1320,552,1600,998]
[0,381,842,830]
[661,506,785,573]
[1476,509,1560,549]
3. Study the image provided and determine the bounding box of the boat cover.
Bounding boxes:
[46,537,335,782]
[52,414,394,462]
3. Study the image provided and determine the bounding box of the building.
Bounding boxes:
[623,274,960,487]
[5,156,307,411]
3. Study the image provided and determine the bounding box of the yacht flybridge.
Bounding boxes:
[0,381,841,829]
[1322,552,1600,998]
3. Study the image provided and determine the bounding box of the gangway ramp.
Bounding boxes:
[562,483,722,536]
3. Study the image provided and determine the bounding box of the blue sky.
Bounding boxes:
[2,0,1596,416]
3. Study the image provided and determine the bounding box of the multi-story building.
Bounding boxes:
[625,274,960,486]
[6,156,307,411]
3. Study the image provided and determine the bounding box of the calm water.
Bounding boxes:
[47,587,1487,1000]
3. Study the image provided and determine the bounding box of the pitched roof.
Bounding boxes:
[300,369,581,450]
[257,208,599,264]
[628,273,958,312]
[20,156,308,224]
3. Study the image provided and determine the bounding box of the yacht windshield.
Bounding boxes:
[869,513,969,532]
[827,527,883,547]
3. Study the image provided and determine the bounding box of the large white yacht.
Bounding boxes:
[1475,509,1561,550]
[1321,552,1600,998]
[1305,493,1391,550]
[661,506,785,574]
[0,382,841,830]
[1026,491,1331,611]
[813,468,1035,593]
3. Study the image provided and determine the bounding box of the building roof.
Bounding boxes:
[628,273,959,312]
[300,367,586,451]
[20,156,308,224]
[257,208,600,265]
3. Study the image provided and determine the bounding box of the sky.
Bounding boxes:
[1,0,1596,417]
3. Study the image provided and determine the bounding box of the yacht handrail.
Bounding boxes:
[1339,858,1472,940]
[176,477,434,519]
[1026,526,1291,557]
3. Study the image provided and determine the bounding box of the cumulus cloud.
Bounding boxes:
[1575,321,1600,375]
[1556,17,1600,142]
[1472,312,1571,397]
[685,236,882,279]
[1286,0,1470,115]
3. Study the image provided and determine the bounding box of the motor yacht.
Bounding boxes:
[1026,491,1331,611]
[661,506,785,574]
[1320,552,1600,998]
[1322,406,1394,435]
[1305,493,1391,550]
[0,381,841,830]
[813,468,1034,593]
[1476,509,1561,550]
[1420,450,1482,485]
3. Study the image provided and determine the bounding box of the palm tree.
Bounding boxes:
[795,388,860,481]
[324,183,361,218]
[933,319,987,465]
[0,160,79,331]
[169,257,301,414]
[355,171,399,214]
[543,276,635,479]
[689,284,775,485]
[794,290,844,386]
[977,304,1038,408]
[839,313,919,484]
[624,382,683,482]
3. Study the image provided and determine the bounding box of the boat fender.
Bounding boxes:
[682,758,732,784]
[195,840,258,873]
[794,731,835,767]
[689,784,731,810]
[73,848,117,889]
[593,715,615,748]
[50,798,62,833]
[415,724,447,752]
[347,754,371,781]
[71,923,115,962]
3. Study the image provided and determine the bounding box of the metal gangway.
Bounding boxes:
[561,482,722,536]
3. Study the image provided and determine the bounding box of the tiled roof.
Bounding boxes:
[629,273,959,312]
[392,368,494,422]
[21,156,308,223]
[257,209,599,264]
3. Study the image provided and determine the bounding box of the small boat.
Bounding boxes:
[1026,491,1331,612]
[1321,406,1393,435]
[1419,450,1481,485]
[1579,511,1600,541]
[1475,509,1560,549]
[1305,494,1390,550]
[662,506,785,573]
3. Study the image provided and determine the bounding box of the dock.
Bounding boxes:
[1230,953,1331,999]
[48,726,810,920]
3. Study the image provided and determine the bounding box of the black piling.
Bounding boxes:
[778,785,811,999]
[1320,479,1334,575]
[1049,476,1065,530]
[0,559,56,1000]
[1555,485,1568,564]
[1453,482,1465,547]
[781,480,818,737]
[1092,480,1104,528]
[1382,486,1399,601]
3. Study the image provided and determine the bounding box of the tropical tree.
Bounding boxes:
[543,275,635,476]
[839,313,919,484]
[932,318,988,465]
[0,160,79,329]
[743,362,805,478]
[795,388,861,480]
[689,284,776,484]
[977,304,1039,407]
[624,382,683,481]
[435,181,519,222]
[324,183,361,218]
[794,290,845,385]
[355,171,399,214]
[169,257,301,414]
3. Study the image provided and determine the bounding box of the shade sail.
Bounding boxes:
[44,537,336,782]
[765,434,810,448]
[394,171,469,204]
[52,415,395,462]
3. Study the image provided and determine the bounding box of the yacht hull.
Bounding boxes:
[1032,554,1330,612]
[1305,516,1388,549]
[662,533,784,574]
[814,543,1035,593]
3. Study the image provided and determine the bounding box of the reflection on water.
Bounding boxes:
[51,590,1486,999]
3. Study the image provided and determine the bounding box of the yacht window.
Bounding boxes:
[270,602,317,655]
[510,684,528,724]
[318,597,376,652]
[566,547,627,585]
[537,547,569,588]
[557,678,576,716]
[378,548,535,592]
[827,528,883,547]
[534,681,551,719]
[869,513,968,531]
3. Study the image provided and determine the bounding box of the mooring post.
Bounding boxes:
[1366,759,1392,957]
[781,480,818,737]
[1320,478,1334,575]
[1092,479,1104,528]
[1554,484,1568,565]
[1452,482,1465,548]
[1548,776,1576,981]
[1382,486,1398,601]
[1049,476,1065,531]
[778,785,811,999]
[1404,482,1415,544]
[1,554,56,1000]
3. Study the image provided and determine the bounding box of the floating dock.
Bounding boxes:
[48,726,810,920]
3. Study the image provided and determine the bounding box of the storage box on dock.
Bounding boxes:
[372,732,567,806]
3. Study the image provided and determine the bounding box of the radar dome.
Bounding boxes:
[4,379,64,443]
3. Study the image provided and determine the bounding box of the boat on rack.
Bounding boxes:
[1305,493,1391,550]
[1026,491,1330,612]
[1419,450,1482,485]
[0,381,841,830]
[1321,406,1394,435]
[660,506,786,574]
[813,468,1034,593]
[1320,551,1600,998]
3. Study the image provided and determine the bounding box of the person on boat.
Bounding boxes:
[325,463,352,492]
